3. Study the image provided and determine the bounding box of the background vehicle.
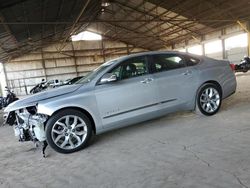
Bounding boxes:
[234,56,250,73]
[4,51,236,155]
[30,79,47,94]
[30,79,63,94]
[63,76,84,85]
[46,79,63,88]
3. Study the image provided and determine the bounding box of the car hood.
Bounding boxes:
[5,84,82,112]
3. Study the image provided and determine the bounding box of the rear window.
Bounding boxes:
[151,54,186,73]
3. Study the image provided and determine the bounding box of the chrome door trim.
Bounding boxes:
[103,99,177,119]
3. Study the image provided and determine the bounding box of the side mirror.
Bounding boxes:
[100,73,117,84]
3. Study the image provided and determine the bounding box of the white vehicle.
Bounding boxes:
[4,51,237,156]
[46,79,63,88]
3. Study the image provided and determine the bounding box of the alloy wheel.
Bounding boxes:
[199,87,221,113]
[51,115,88,150]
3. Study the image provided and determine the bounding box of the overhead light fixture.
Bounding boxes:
[101,0,110,7]
[71,31,102,41]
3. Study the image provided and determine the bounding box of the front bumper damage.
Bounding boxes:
[5,105,49,157]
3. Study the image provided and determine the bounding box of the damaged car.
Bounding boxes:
[4,51,237,156]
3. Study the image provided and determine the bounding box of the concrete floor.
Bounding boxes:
[0,73,250,188]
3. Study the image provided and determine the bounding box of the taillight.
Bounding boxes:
[230,64,235,71]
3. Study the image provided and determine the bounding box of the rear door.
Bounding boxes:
[149,53,199,110]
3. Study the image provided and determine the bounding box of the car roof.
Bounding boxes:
[101,51,205,69]
[116,51,204,62]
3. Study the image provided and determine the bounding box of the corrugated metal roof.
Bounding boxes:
[0,0,249,61]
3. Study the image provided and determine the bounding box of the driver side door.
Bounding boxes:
[95,55,159,129]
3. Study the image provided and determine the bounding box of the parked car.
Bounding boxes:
[30,79,47,94]
[46,79,62,88]
[63,76,84,85]
[4,51,236,155]
[30,79,63,94]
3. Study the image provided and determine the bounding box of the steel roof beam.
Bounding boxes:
[102,22,163,50]
[113,0,201,36]
[0,18,244,25]
[109,0,166,38]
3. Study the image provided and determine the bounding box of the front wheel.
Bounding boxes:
[46,109,92,154]
[197,83,222,116]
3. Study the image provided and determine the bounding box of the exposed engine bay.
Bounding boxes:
[5,106,49,157]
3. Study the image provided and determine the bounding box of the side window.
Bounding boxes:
[111,66,122,78]
[110,56,148,80]
[151,54,186,73]
[186,55,200,66]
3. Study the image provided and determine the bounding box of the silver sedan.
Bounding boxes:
[5,51,237,154]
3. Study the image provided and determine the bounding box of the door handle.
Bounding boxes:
[141,78,154,84]
[183,70,192,76]
[141,79,148,84]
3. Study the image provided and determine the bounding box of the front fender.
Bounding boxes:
[36,92,103,133]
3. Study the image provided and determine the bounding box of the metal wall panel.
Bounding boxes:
[5,40,144,96]
[226,47,248,64]
[206,52,223,60]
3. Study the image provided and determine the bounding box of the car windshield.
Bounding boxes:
[76,60,116,84]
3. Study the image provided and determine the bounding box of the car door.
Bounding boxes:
[95,55,159,129]
[149,53,199,111]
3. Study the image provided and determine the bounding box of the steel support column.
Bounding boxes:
[201,35,205,55]
[221,29,226,59]
[2,60,9,95]
[71,41,78,76]
[41,49,47,81]
[237,21,250,56]
[101,40,106,62]
[247,22,250,56]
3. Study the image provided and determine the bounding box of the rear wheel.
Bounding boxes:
[46,109,92,154]
[196,83,222,116]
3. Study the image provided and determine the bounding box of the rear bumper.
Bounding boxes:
[223,89,236,100]
[222,75,237,99]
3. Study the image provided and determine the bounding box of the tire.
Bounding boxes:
[45,109,92,154]
[196,83,222,116]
